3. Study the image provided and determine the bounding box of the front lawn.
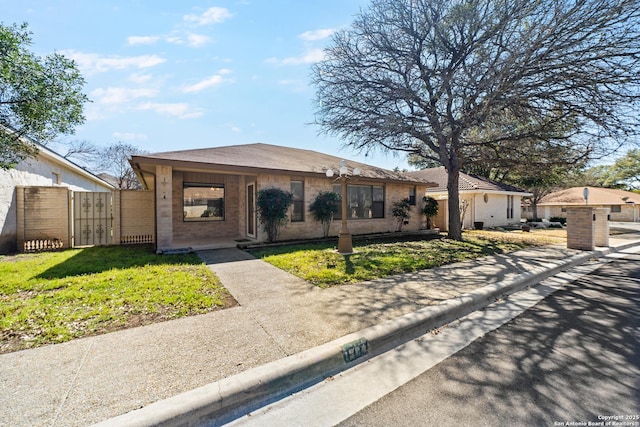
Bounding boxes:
[250,229,562,287]
[0,245,234,353]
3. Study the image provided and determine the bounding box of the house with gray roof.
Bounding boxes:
[407,167,531,230]
[130,143,435,251]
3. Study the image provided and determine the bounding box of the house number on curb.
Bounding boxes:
[342,338,369,363]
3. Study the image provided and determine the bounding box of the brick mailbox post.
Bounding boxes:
[566,207,610,250]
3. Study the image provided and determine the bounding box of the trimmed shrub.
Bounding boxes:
[549,216,567,225]
[392,198,412,231]
[257,188,293,242]
[309,191,341,238]
[422,196,439,229]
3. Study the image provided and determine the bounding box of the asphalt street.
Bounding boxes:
[339,252,640,426]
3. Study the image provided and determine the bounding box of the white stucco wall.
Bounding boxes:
[0,151,112,253]
[473,193,522,227]
[430,191,525,230]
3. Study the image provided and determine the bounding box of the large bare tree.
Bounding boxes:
[96,142,144,189]
[312,0,640,240]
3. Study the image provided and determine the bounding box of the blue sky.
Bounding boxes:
[3,0,414,171]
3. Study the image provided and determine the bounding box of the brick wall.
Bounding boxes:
[171,171,241,241]
[256,175,427,241]
[537,204,637,222]
[16,186,70,251]
[14,186,156,252]
[118,190,155,244]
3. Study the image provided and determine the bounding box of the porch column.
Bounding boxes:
[156,165,173,252]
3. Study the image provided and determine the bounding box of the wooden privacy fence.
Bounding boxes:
[16,186,155,252]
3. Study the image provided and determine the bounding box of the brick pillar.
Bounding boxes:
[594,208,610,247]
[566,207,595,250]
[156,165,173,252]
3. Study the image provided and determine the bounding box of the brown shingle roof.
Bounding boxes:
[406,167,529,194]
[539,186,640,206]
[132,143,431,184]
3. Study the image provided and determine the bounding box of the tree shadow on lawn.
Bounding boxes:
[36,244,203,280]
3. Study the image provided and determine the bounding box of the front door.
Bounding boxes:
[247,183,256,238]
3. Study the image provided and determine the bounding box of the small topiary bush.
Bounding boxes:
[309,191,341,237]
[257,187,293,242]
[392,198,412,231]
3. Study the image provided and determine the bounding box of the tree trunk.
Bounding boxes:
[447,168,463,241]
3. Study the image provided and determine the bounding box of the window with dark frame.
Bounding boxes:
[507,195,514,219]
[611,205,622,213]
[183,183,225,221]
[408,186,416,205]
[333,184,385,219]
[291,180,304,222]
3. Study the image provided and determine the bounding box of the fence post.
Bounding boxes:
[112,189,121,245]
[16,186,25,252]
[68,190,74,248]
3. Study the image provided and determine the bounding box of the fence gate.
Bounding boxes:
[73,192,113,246]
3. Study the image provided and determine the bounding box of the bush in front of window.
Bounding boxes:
[257,187,294,242]
[422,196,439,229]
[309,191,341,238]
[392,197,412,231]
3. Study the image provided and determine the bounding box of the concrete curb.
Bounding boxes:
[93,240,640,427]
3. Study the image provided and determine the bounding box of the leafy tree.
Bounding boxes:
[1,23,88,169]
[391,197,412,231]
[96,142,144,189]
[312,0,640,240]
[607,149,640,190]
[309,191,341,238]
[257,188,294,242]
[422,196,439,229]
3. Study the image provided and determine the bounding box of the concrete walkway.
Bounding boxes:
[1,234,639,427]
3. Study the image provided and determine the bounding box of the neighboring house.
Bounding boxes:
[130,143,435,251]
[0,141,114,254]
[529,186,640,222]
[406,167,531,231]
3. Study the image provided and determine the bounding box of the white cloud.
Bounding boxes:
[129,73,153,84]
[186,34,211,47]
[113,132,148,141]
[91,87,158,105]
[184,7,232,26]
[127,36,161,45]
[268,48,326,66]
[136,102,203,119]
[182,69,233,93]
[299,28,336,41]
[64,50,166,75]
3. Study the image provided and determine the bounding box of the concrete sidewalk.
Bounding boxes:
[2,235,639,427]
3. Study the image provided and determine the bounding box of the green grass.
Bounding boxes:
[0,245,233,353]
[250,234,534,287]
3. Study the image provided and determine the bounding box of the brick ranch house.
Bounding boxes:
[130,143,436,252]
[527,186,640,222]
